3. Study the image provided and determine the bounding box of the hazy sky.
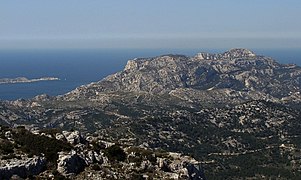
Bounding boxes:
[1,0,301,49]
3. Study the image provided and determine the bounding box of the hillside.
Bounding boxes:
[0,49,301,179]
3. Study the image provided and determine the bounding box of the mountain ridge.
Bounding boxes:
[63,48,301,104]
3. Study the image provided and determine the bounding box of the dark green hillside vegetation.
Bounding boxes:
[12,127,72,162]
[104,144,126,162]
[1,125,200,179]
[0,139,14,155]
[93,100,301,179]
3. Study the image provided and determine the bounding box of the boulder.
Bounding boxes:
[0,156,46,179]
[57,150,86,177]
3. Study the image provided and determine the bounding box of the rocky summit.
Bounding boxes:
[0,49,301,179]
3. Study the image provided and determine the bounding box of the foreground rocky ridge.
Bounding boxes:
[0,126,202,179]
[0,49,301,179]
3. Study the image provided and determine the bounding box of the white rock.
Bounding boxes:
[57,150,86,177]
[62,131,84,145]
[0,156,46,179]
[55,133,66,141]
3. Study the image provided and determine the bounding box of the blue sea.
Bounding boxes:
[0,48,300,100]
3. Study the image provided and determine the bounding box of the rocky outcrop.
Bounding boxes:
[222,48,256,59]
[80,150,103,165]
[57,150,86,177]
[0,156,46,179]
[156,152,200,179]
[56,131,85,145]
[195,48,256,60]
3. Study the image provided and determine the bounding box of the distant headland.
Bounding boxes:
[0,77,60,84]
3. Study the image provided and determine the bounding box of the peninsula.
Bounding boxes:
[0,77,60,84]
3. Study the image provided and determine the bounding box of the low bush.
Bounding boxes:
[104,144,126,162]
[0,139,14,155]
[12,128,72,163]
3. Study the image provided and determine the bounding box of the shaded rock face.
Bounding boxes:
[187,163,206,180]
[57,150,86,177]
[0,156,46,179]
[64,48,301,101]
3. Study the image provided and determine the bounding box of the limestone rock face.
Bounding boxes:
[196,48,256,60]
[157,152,199,179]
[79,150,103,165]
[63,48,301,102]
[57,150,86,177]
[222,48,256,59]
[0,156,46,179]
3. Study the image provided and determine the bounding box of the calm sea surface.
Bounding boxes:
[0,48,300,100]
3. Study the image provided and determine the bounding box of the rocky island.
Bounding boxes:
[0,49,301,179]
[0,77,60,84]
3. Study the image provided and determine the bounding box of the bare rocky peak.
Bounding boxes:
[195,48,256,60]
[124,58,148,71]
[125,49,257,72]
[124,55,189,72]
[222,48,256,59]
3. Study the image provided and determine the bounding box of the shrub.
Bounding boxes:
[91,140,106,152]
[0,139,14,155]
[131,173,144,180]
[104,145,126,162]
[12,128,72,163]
[91,164,101,171]
[127,147,157,164]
